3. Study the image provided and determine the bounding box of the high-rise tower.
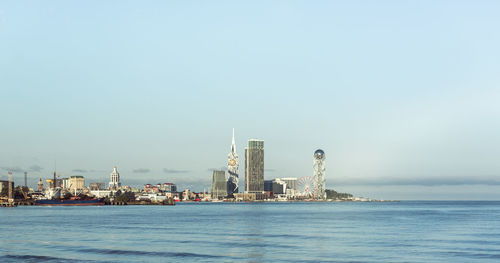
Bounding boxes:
[37,177,44,192]
[109,165,121,189]
[227,128,239,197]
[245,139,264,193]
[313,149,326,200]
[212,170,227,199]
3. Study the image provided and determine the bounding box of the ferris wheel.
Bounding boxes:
[297,176,315,198]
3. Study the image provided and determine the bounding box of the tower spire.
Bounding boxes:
[231,128,236,152]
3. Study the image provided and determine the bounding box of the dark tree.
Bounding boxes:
[115,191,136,203]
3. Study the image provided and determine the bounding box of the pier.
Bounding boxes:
[0,201,17,207]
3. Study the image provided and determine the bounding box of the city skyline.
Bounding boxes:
[1,1,500,200]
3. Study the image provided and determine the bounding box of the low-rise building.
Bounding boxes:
[90,190,112,198]
[138,193,168,202]
[144,184,160,193]
[161,183,177,192]
[272,179,287,195]
[89,182,105,190]
[234,192,266,201]
[279,177,298,193]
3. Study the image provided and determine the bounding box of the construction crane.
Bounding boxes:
[20,187,30,200]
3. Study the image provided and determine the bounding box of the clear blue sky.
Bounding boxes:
[1,1,499,199]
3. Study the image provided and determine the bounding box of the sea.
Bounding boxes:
[1,201,499,262]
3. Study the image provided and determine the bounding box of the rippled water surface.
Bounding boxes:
[1,201,500,262]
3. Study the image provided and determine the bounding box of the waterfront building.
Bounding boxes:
[90,189,112,198]
[227,128,239,197]
[278,177,297,198]
[144,184,160,193]
[37,177,44,192]
[272,179,287,195]
[264,180,273,198]
[279,178,298,193]
[245,139,264,194]
[62,178,70,189]
[89,182,105,190]
[161,183,177,193]
[138,193,167,202]
[234,192,267,201]
[0,180,14,196]
[264,180,273,192]
[313,149,326,200]
[182,189,192,200]
[69,176,85,191]
[109,165,121,189]
[211,170,227,199]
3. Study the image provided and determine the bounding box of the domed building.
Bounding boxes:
[109,165,122,190]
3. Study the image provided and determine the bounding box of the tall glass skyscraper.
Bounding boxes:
[211,170,227,199]
[245,139,264,193]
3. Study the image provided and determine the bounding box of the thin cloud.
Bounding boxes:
[265,169,276,172]
[89,169,108,173]
[72,169,88,173]
[1,166,24,173]
[29,165,43,172]
[133,168,151,173]
[163,168,189,174]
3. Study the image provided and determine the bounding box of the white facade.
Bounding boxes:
[62,178,70,189]
[138,194,168,202]
[279,177,298,194]
[90,190,112,198]
[109,165,121,189]
[69,176,85,191]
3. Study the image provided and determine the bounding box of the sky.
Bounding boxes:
[1,1,499,200]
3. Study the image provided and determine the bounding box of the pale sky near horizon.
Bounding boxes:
[1,1,500,200]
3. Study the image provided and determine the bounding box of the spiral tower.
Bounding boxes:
[313,149,326,200]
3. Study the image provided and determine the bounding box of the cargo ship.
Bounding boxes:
[35,198,105,206]
[35,171,105,206]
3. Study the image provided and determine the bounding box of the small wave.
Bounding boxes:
[441,250,500,259]
[79,248,225,259]
[2,254,93,262]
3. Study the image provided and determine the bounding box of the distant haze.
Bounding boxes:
[1,1,499,200]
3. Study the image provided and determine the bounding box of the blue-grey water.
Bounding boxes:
[1,201,500,262]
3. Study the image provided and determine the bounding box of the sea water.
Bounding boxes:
[1,201,499,262]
